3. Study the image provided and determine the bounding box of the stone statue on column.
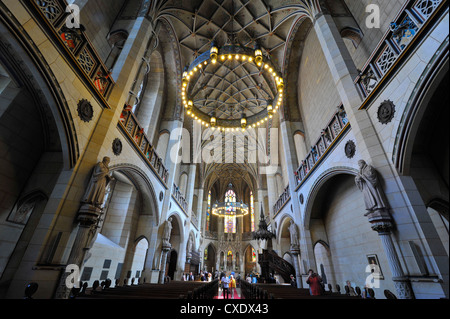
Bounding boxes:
[159,217,173,283]
[162,217,173,248]
[288,220,302,289]
[83,157,113,208]
[355,160,388,217]
[186,235,193,263]
[55,157,113,299]
[289,220,299,248]
[355,160,414,299]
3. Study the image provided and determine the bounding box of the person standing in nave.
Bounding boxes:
[306,269,323,296]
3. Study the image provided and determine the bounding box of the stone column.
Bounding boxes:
[196,188,204,229]
[370,217,414,299]
[54,204,101,299]
[290,244,303,288]
[159,243,172,284]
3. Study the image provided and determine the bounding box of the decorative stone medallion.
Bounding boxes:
[345,140,356,159]
[299,194,304,205]
[112,138,122,156]
[159,191,164,202]
[377,100,396,124]
[77,99,94,123]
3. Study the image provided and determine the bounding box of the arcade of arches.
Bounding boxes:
[0,0,448,300]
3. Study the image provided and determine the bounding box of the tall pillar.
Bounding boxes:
[158,243,172,284]
[185,164,197,217]
[279,121,316,270]
[143,224,160,283]
[54,204,101,299]
[290,244,303,289]
[196,188,204,229]
[370,218,414,299]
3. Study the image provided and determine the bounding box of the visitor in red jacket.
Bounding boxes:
[306,269,323,296]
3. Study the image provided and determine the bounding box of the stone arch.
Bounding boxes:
[165,212,185,255]
[282,16,312,123]
[156,130,170,163]
[135,48,165,139]
[109,164,160,226]
[243,244,257,275]
[129,236,149,283]
[313,239,334,289]
[304,169,395,293]
[303,167,358,229]
[393,45,448,177]
[178,172,189,197]
[0,13,78,170]
[277,214,296,253]
[157,18,183,121]
[203,243,216,272]
[0,14,80,294]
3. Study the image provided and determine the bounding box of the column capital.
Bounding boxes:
[370,221,394,234]
[290,244,300,255]
[77,203,102,227]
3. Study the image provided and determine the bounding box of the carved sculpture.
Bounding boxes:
[355,160,388,216]
[187,235,193,254]
[83,157,112,208]
[289,220,299,247]
[162,217,173,247]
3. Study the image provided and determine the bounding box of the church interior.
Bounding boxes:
[0,0,448,301]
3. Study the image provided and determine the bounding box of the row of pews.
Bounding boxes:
[74,280,219,299]
[240,280,363,299]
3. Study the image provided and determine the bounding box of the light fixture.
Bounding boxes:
[180,41,285,129]
[212,201,249,218]
[210,41,218,64]
[241,115,247,129]
[267,101,274,118]
[254,43,263,67]
[210,115,217,127]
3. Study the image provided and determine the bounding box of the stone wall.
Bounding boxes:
[343,0,409,69]
[298,29,341,148]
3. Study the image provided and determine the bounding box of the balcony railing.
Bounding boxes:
[191,212,199,230]
[273,185,290,216]
[204,230,218,240]
[295,106,350,189]
[119,109,169,185]
[356,0,446,109]
[26,0,115,103]
[172,183,188,214]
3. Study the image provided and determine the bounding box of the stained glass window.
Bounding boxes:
[224,189,236,233]
[206,190,211,231]
[250,191,255,232]
[204,248,208,261]
[252,248,257,263]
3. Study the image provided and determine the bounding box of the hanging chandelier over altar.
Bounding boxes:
[211,201,249,218]
[180,40,285,131]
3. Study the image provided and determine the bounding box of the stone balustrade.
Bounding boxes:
[26,0,115,103]
[294,107,350,189]
[172,183,188,213]
[356,0,445,108]
[273,185,291,216]
[119,109,169,185]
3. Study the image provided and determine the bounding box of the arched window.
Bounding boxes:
[250,191,255,232]
[224,189,237,233]
[206,190,211,232]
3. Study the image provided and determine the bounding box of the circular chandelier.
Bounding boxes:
[212,201,249,218]
[181,41,285,131]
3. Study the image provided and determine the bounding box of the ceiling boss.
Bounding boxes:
[181,40,285,131]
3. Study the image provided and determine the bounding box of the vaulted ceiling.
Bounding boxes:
[148,0,321,191]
